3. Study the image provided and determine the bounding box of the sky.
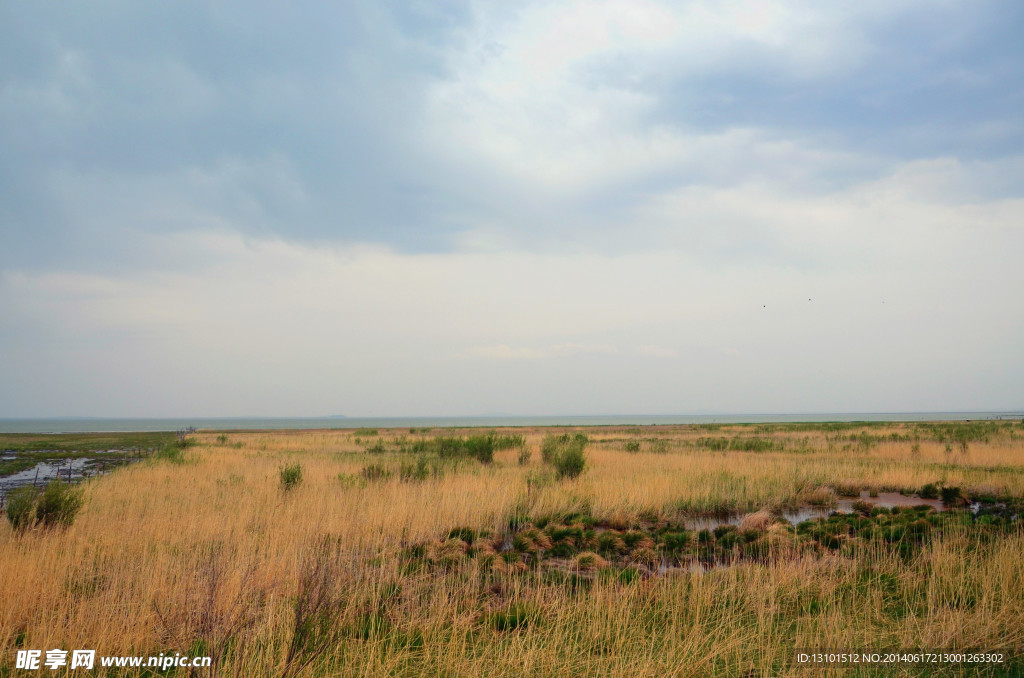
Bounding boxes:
[1,0,1022,418]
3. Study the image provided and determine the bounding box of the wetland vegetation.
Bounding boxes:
[1,421,1023,676]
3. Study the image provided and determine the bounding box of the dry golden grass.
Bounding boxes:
[1,421,1022,676]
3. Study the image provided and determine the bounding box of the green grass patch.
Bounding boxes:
[0,431,176,453]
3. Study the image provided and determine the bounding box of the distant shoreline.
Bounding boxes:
[1,412,1022,434]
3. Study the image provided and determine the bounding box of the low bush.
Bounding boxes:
[728,437,779,452]
[554,445,585,479]
[360,463,392,482]
[696,437,729,451]
[154,441,189,464]
[35,480,84,528]
[279,463,304,491]
[5,481,84,532]
[463,434,495,464]
[5,486,39,532]
[430,433,504,464]
[364,441,387,454]
[541,434,588,479]
[399,456,433,482]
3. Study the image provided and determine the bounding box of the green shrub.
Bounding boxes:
[623,440,641,453]
[279,463,304,491]
[360,463,392,482]
[399,456,432,482]
[920,483,939,499]
[541,434,587,479]
[35,481,84,528]
[216,434,228,444]
[554,444,585,479]
[463,434,495,464]
[154,442,188,464]
[354,428,379,436]
[540,433,584,463]
[517,447,532,465]
[5,486,39,532]
[427,433,504,464]
[728,437,779,452]
[435,436,465,459]
[540,436,559,464]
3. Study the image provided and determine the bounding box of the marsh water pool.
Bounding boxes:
[0,449,150,501]
[682,491,949,531]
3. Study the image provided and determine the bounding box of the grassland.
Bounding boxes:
[1,421,1023,676]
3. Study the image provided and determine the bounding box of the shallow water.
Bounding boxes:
[659,493,967,576]
[2,411,1022,433]
[682,491,950,534]
[0,452,144,500]
[0,459,91,496]
[784,491,946,524]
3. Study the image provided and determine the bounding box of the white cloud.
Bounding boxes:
[422,0,939,194]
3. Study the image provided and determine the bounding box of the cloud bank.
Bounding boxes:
[1,1,1022,416]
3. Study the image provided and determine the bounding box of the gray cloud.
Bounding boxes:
[3,0,1022,267]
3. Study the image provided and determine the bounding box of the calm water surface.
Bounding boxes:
[1,412,1021,433]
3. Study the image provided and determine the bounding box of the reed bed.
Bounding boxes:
[1,421,1022,676]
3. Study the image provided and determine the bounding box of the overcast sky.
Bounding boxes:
[2,1,1022,418]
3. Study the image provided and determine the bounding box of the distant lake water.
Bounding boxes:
[1,412,1021,433]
